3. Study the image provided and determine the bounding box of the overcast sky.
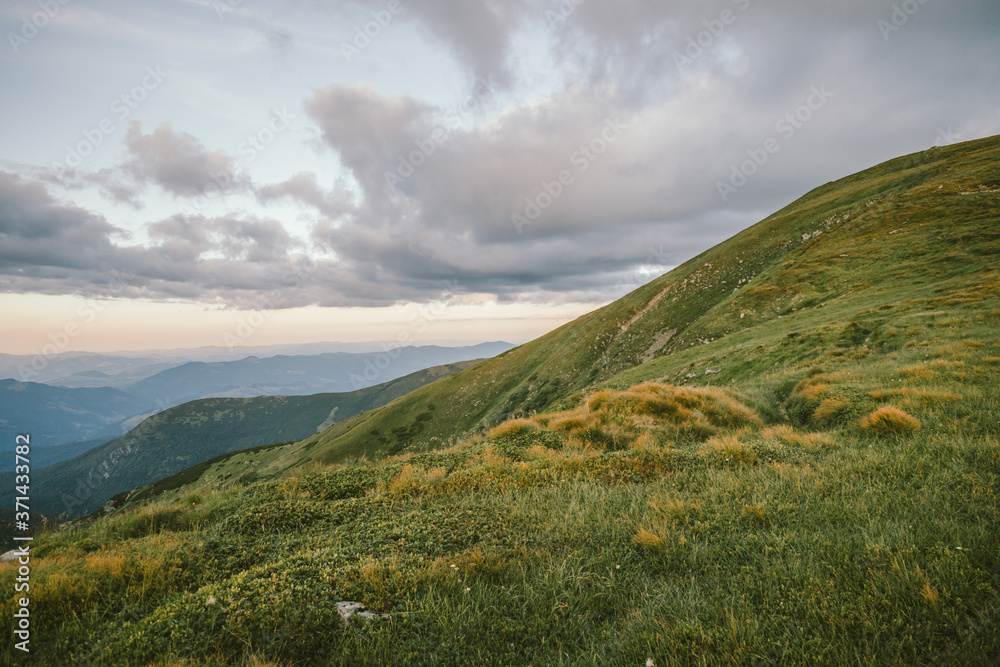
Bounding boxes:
[1,0,998,354]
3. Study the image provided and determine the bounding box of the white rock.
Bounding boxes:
[336,601,389,626]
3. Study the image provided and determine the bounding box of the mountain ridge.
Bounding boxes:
[11,360,485,517]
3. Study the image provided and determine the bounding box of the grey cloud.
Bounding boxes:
[297,0,1000,305]
[6,0,1000,310]
[332,0,530,88]
[0,172,341,306]
[147,215,301,263]
[305,83,436,203]
[120,121,249,198]
[256,172,356,219]
[0,172,124,257]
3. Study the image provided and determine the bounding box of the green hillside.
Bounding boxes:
[2,136,998,665]
[276,135,1000,466]
[12,360,479,519]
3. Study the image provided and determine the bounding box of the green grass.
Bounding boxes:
[1,136,998,665]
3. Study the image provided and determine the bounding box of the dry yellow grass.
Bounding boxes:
[742,503,768,525]
[813,397,849,423]
[869,387,962,406]
[699,434,757,465]
[796,380,830,401]
[648,497,700,522]
[898,364,938,380]
[487,418,539,439]
[387,464,448,496]
[927,359,965,369]
[860,406,921,436]
[548,413,589,432]
[590,383,760,426]
[762,425,835,448]
[633,527,666,548]
[920,582,940,605]
[537,383,760,450]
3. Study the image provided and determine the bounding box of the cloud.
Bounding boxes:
[4,0,1000,312]
[0,172,126,269]
[0,172,325,306]
[304,83,437,202]
[36,121,253,208]
[120,121,249,198]
[297,80,787,302]
[256,172,356,219]
[331,0,531,87]
[292,0,1000,306]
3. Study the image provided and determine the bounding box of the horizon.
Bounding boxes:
[0,336,525,361]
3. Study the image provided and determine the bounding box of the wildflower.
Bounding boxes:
[647,659,655,667]
[465,587,471,593]
[615,564,620,570]
[206,595,217,606]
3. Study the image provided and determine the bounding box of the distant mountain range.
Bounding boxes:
[0,340,513,387]
[0,343,515,467]
[125,343,515,407]
[0,379,154,452]
[18,360,483,517]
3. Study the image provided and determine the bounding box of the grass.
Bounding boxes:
[859,406,922,436]
[1,136,999,665]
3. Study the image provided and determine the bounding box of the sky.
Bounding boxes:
[0,0,998,355]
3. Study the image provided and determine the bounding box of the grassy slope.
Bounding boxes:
[2,137,998,666]
[13,360,479,519]
[272,135,1000,468]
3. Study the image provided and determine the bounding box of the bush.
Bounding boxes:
[859,406,921,436]
[487,418,538,439]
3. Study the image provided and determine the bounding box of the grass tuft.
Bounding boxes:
[859,406,922,436]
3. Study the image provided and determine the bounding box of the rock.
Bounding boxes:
[705,369,721,375]
[336,601,389,626]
